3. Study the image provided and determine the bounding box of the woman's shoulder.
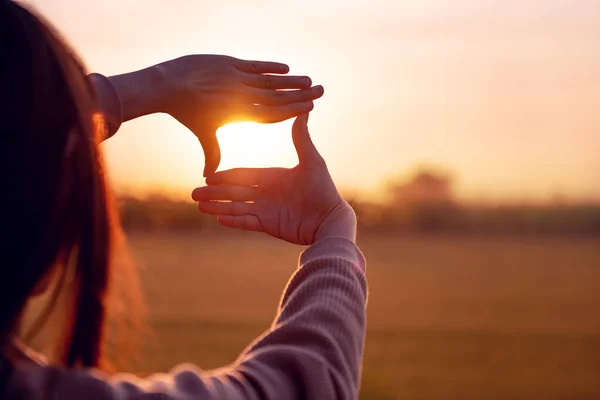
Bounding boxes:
[6,351,211,400]
[3,341,118,400]
[6,360,114,400]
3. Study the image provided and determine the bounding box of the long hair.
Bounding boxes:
[0,1,124,369]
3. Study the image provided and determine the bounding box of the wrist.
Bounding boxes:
[109,64,165,121]
[314,202,357,243]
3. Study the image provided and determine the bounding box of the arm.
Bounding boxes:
[36,238,365,400]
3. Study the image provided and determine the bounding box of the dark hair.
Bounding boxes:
[0,1,123,368]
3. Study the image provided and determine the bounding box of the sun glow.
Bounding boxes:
[48,0,599,203]
[216,121,299,172]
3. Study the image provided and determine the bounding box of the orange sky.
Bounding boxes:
[30,0,600,203]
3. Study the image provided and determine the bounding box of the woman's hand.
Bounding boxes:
[108,55,323,175]
[156,55,324,176]
[191,114,357,245]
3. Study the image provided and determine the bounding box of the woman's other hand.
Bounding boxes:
[156,55,324,176]
[191,114,356,245]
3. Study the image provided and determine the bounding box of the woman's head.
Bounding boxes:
[1,1,117,368]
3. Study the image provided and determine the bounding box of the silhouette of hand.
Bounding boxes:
[192,114,356,245]
[156,55,324,176]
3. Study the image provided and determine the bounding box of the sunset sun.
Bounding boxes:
[216,121,298,171]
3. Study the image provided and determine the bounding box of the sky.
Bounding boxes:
[28,0,600,203]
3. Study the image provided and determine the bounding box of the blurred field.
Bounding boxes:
[125,232,600,400]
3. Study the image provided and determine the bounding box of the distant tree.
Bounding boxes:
[385,168,460,232]
[118,195,218,232]
[388,169,455,206]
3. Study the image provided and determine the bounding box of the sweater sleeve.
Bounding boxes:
[39,237,367,400]
[88,73,123,141]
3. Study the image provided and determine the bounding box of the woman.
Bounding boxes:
[0,2,367,399]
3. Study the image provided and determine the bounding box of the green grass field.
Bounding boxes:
[121,232,600,399]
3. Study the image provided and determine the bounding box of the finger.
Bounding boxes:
[197,201,255,216]
[292,113,323,165]
[191,185,257,202]
[242,74,312,90]
[206,167,285,186]
[251,101,314,124]
[234,59,289,74]
[197,132,221,177]
[248,86,324,106]
[217,215,263,232]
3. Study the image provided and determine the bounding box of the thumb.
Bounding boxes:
[198,132,221,177]
[292,113,321,165]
